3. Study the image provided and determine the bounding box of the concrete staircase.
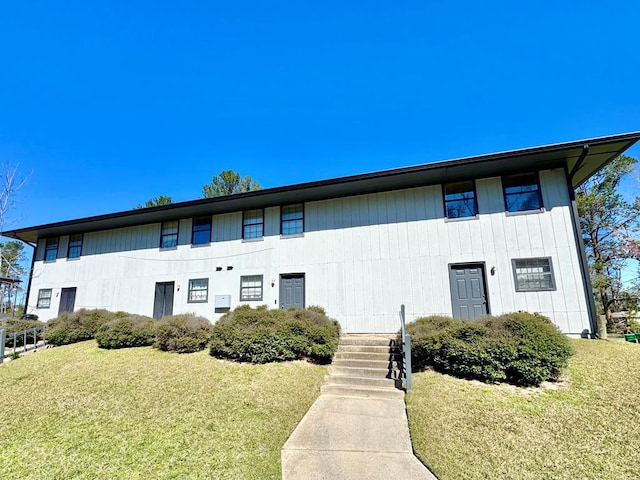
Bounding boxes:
[321,334,404,399]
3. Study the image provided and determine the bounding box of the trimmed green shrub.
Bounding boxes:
[96,315,156,349]
[484,312,574,386]
[154,314,213,353]
[209,305,341,364]
[46,309,126,346]
[405,315,464,370]
[407,312,573,387]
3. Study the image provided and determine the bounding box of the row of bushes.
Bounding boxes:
[209,305,341,363]
[98,313,214,353]
[46,309,213,353]
[45,305,341,363]
[406,312,574,386]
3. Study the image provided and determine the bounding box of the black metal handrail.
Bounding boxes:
[400,304,412,390]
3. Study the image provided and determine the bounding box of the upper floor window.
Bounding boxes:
[37,289,52,308]
[160,221,179,248]
[188,278,209,303]
[45,238,59,261]
[67,234,83,259]
[512,257,556,291]
[443,181,478,218]
[243,209,264,240]
[281,204,304,235]
[502,173,542,212]
[192,217,212,245]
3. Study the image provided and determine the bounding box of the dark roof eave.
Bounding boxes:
[4,131,639,244]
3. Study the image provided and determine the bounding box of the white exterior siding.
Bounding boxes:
[27,168,590,334]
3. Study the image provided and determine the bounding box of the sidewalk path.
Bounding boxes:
[282,393,437,479]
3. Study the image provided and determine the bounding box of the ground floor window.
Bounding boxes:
[37,289,52,308]
[512,257,556,291]
[240,275,263,301]
[188,278,209,303]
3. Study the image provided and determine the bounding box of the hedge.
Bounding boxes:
[209,305,341,364]
[154,314,213,353]
[46,309,126,346]
[96,315,156,349]
[406,312,573,386]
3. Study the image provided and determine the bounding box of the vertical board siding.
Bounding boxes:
[27,168,590,334]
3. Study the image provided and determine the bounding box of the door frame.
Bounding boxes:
[448,262,490,318]
[279,273,305,309]
[153,281,175,320]
[58,287,77,315]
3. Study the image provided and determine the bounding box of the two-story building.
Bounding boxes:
[4,133,639,334]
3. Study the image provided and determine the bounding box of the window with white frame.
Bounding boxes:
[188,278,209,303]
[240,275,263,301]
[37,289,52,308]
[512,258,556,291]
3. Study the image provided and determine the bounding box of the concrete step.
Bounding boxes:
[334,351,402,361]
[337,344,401,354]
[332,358,401,370]
[320,384,405,400]
[328,365,400,379]
[339,336,399,347]
[324,374,399,389]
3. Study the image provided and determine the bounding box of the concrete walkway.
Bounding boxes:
[281,393,437,479]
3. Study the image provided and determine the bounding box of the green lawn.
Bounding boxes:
[407,339,640,480]
[0,341,326,479]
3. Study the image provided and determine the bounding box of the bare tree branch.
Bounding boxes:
[0,162,30,234]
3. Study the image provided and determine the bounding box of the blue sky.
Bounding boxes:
[1,0,638,230]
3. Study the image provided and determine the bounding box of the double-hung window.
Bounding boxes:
[281,204,304,235]
[443,181,478,218]
[512,258,556,291]
[240,275,263,301]
[160,221,179,248]
[45,238,59,261]
[502,173,543,213]
[67,234,83,259]
[243,209,264,240]
[188,278,209,303]
[192,217,211,245]
[37,289,52,308]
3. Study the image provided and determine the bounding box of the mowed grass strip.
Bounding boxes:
[0,341,326,480]
[406,339,640,480]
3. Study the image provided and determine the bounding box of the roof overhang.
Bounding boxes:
[4,132,639,244]
[0,276,22,285]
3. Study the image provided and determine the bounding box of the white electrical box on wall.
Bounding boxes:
[214,295,231,308]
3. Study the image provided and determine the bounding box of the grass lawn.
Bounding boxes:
[0,341,326,479]
[406,339,640,480]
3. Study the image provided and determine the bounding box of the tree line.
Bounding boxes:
[135,170,261,208]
